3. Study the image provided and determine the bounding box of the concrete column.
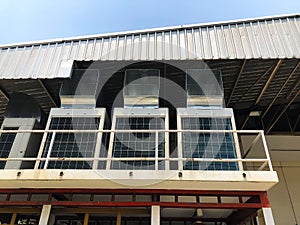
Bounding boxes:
[116,212,122,225]
[262,207,275,225]
[151,205,160,225]
[38,205,52,225]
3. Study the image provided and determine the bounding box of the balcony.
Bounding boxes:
[0,128,278,191]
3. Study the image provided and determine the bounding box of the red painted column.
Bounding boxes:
[260,192,275,225]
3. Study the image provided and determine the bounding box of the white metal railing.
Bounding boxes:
[0,129,273,171]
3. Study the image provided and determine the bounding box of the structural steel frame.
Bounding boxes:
[0,189,270,209]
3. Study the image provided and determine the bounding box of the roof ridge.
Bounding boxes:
[0,13,299,48]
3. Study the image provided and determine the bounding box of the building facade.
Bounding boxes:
[0,14,299,225]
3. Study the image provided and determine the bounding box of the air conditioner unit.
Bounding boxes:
[107,107,169,170]
[107,69,169,170]
[176,69,241,171]
[0,93,43,169]
[177,108,240,171]
[37,69,108,169]
[39,108,107,169]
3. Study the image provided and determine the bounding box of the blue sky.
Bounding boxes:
[0,0,299,44]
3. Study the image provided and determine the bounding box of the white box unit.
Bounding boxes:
[37,108,107,169]
[186,69,224,108]
[123,69,160,108]
[0,118,42,169]
[60,69,100,108]
[107,108,169,170]
[176,108,242,171]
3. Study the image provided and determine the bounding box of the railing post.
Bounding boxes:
[35,130,49,169]
[155,131,158,170]
[106,130,114,170]
[177,130,183,171]
[260,131,273,171]
[164,114,170,170]
[44,131,56,169]
[93,130,103,170]
[233,130,244,171]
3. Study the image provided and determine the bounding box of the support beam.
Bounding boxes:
[233,63,274,107]
[255,60,282,105]
[38,205,52,225]
[116,212,122,225]
[0,201,264,209]
[293,113,300,132]
[151,205,160,225]
[83,213,89,225]
[227,59,247,106]
[286,71,300,98]
[262,60,300,119]
[9,212,17,225]
[0,88,9,101]
[240,115,250,130]
[52,208,149,214]
[0,208,40,213]
[266,89,300,134]
[242,132,262,158]
[37,79,58,107]
[286,111,294,132]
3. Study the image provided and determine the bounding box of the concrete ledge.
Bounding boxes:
[0,170,278,191]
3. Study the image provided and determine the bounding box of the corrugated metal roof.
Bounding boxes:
[0,14,300,79]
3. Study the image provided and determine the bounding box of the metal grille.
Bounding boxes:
[181,117,238,170]
[111,117,165,170]
[0,127,17,169]
[41,117,100,169]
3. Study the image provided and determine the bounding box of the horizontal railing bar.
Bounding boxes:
[109,158,268,162]
[0,129,264,134]
[0,158,100,161]
[0,157,268,162]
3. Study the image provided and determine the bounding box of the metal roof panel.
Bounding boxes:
[0,14,299,79]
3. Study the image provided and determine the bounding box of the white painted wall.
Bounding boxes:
[268,162,300,225]
[265,135,300,225]
[240,135,300,225]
